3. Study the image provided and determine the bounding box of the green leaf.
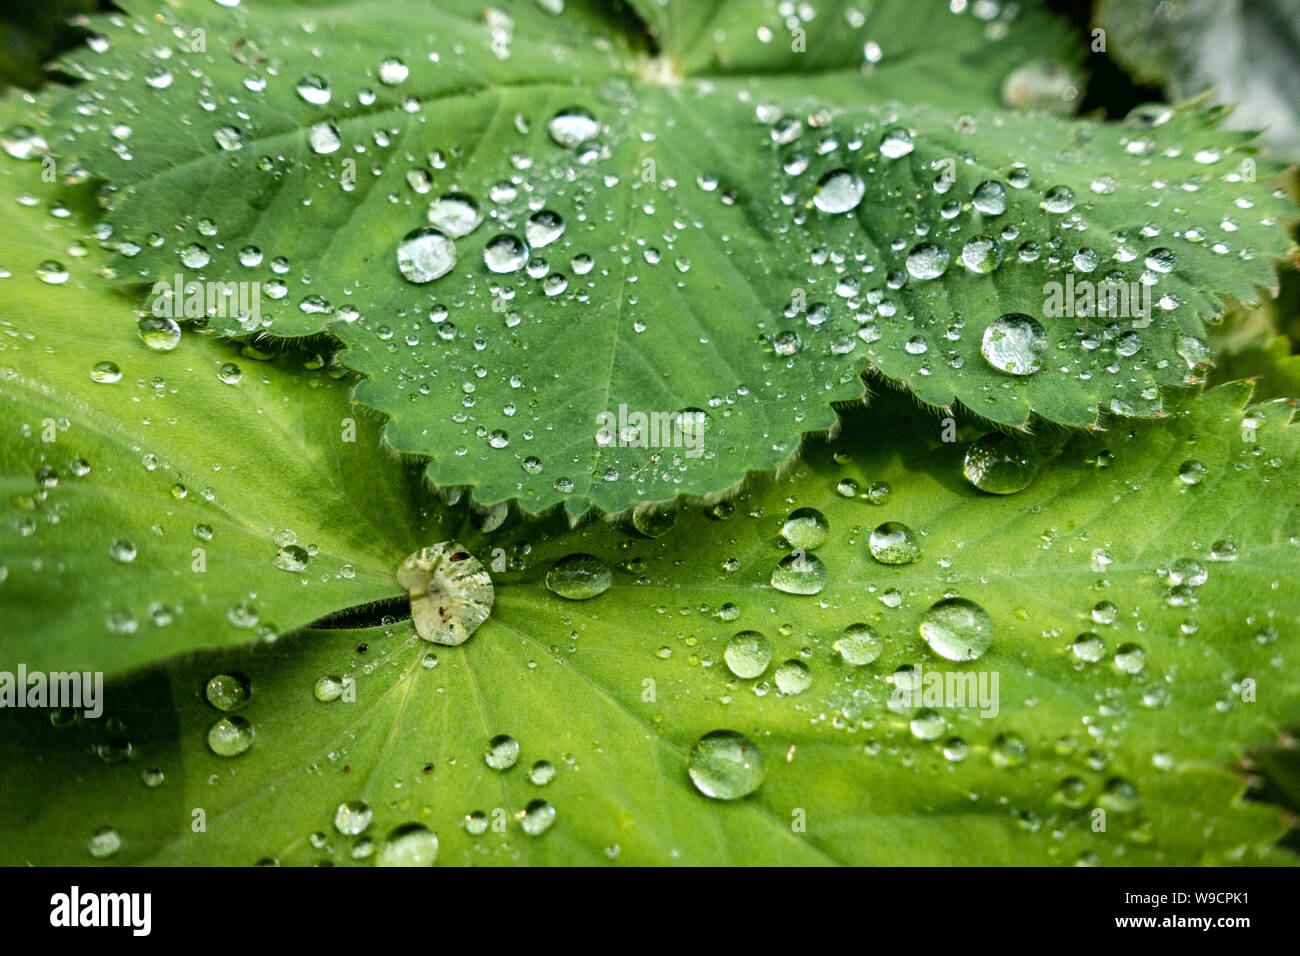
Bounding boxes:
[24,0,1294,515]
[5,383,1297,865]
[0,102,444,679]
[1097,0,1300,159]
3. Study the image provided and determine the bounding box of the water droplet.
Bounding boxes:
[963,432,1036,494]
[1114,643,1146,675]
[1041,185,1076,213]
[314,675,346,702]
[688,730,764,799]
[524,209,566,248]
[836,622,882,665]
[519,799,556,835]
[868,521,921,564]
[308,121,341,154]
[109,539,137,564]
[631,501,676,538]
[137,315,181,351]
[546,553,612,600]
[427,192,483,237]
[213,125,244,150]
[334,800,372,836]
[812,168,865,214]
[880,127,914,158]
[905,243,950,280]
[724,630,771,679]
[961,235,1003,273]
[920,598,993,661]
[485,734,520,770]
[529,760,556,785]
[397,227,456,283]
[1177,460,1207,485]
[972,180,1007,215]
[981,313,1046,375]
[774,659,812,694]
[378,57,409,85]
[770,551,827,595]
[1071,632,1105,662]
[1145,247,1176,274]
[273,544,309,572]
[397,543,494,645]
[296,74,331,105]
[88,826,121,859]
[483,234,529,273]
[547,107,598,148]
[207,715,254,756]
[37,260,68,284]
[205,673,251,711]
[780,507,828,550]
[377,824,438,866]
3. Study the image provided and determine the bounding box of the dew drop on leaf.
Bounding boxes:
[87,826,121,859]
[770,551,827,595]
[963,432,1037,494]
[920,597,993,661]
[688,730,764,800]
[812,169,865,214]
[519,799,556,835]
[724,630,771,679]
[334,800,373,836]
[981,313,1046,375]
[396,227,457,283]
[483,234,529,273]
[869,521,921,564]
[546,553,612,600]
[376,824,438,866]
[836,622,883,665]
[485,734,520,770]
[207,715,254,757]
[397,543,494,645]
[427,193,483,237]
[204,673,251,711]
[547,107,598,148]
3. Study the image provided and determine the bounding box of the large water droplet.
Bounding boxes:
[780,507,828,550]
[485,734,520,770]
[963,432,1037,494]
[981,313,1046,375]
[334,800,373,836]
[724,630,771,678]
[428,192,483,237]
[376,824,438,866]
[525,209,566,248]
[920,597,993,661]
[547,107,598,148]
[905,243,949,280]
[397,543,494,645]
[836,623,882,665]
[546,554,612,600]
[869,521,921,564]
[397,227,456,283]
[207,715,254,756]
[812,169,865,214]
[770,551,827,595]
[204,673,251,711]
[484,234,529,273]
[688,730,764,799]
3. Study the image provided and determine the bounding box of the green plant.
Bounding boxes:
[1,0,1297,866]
